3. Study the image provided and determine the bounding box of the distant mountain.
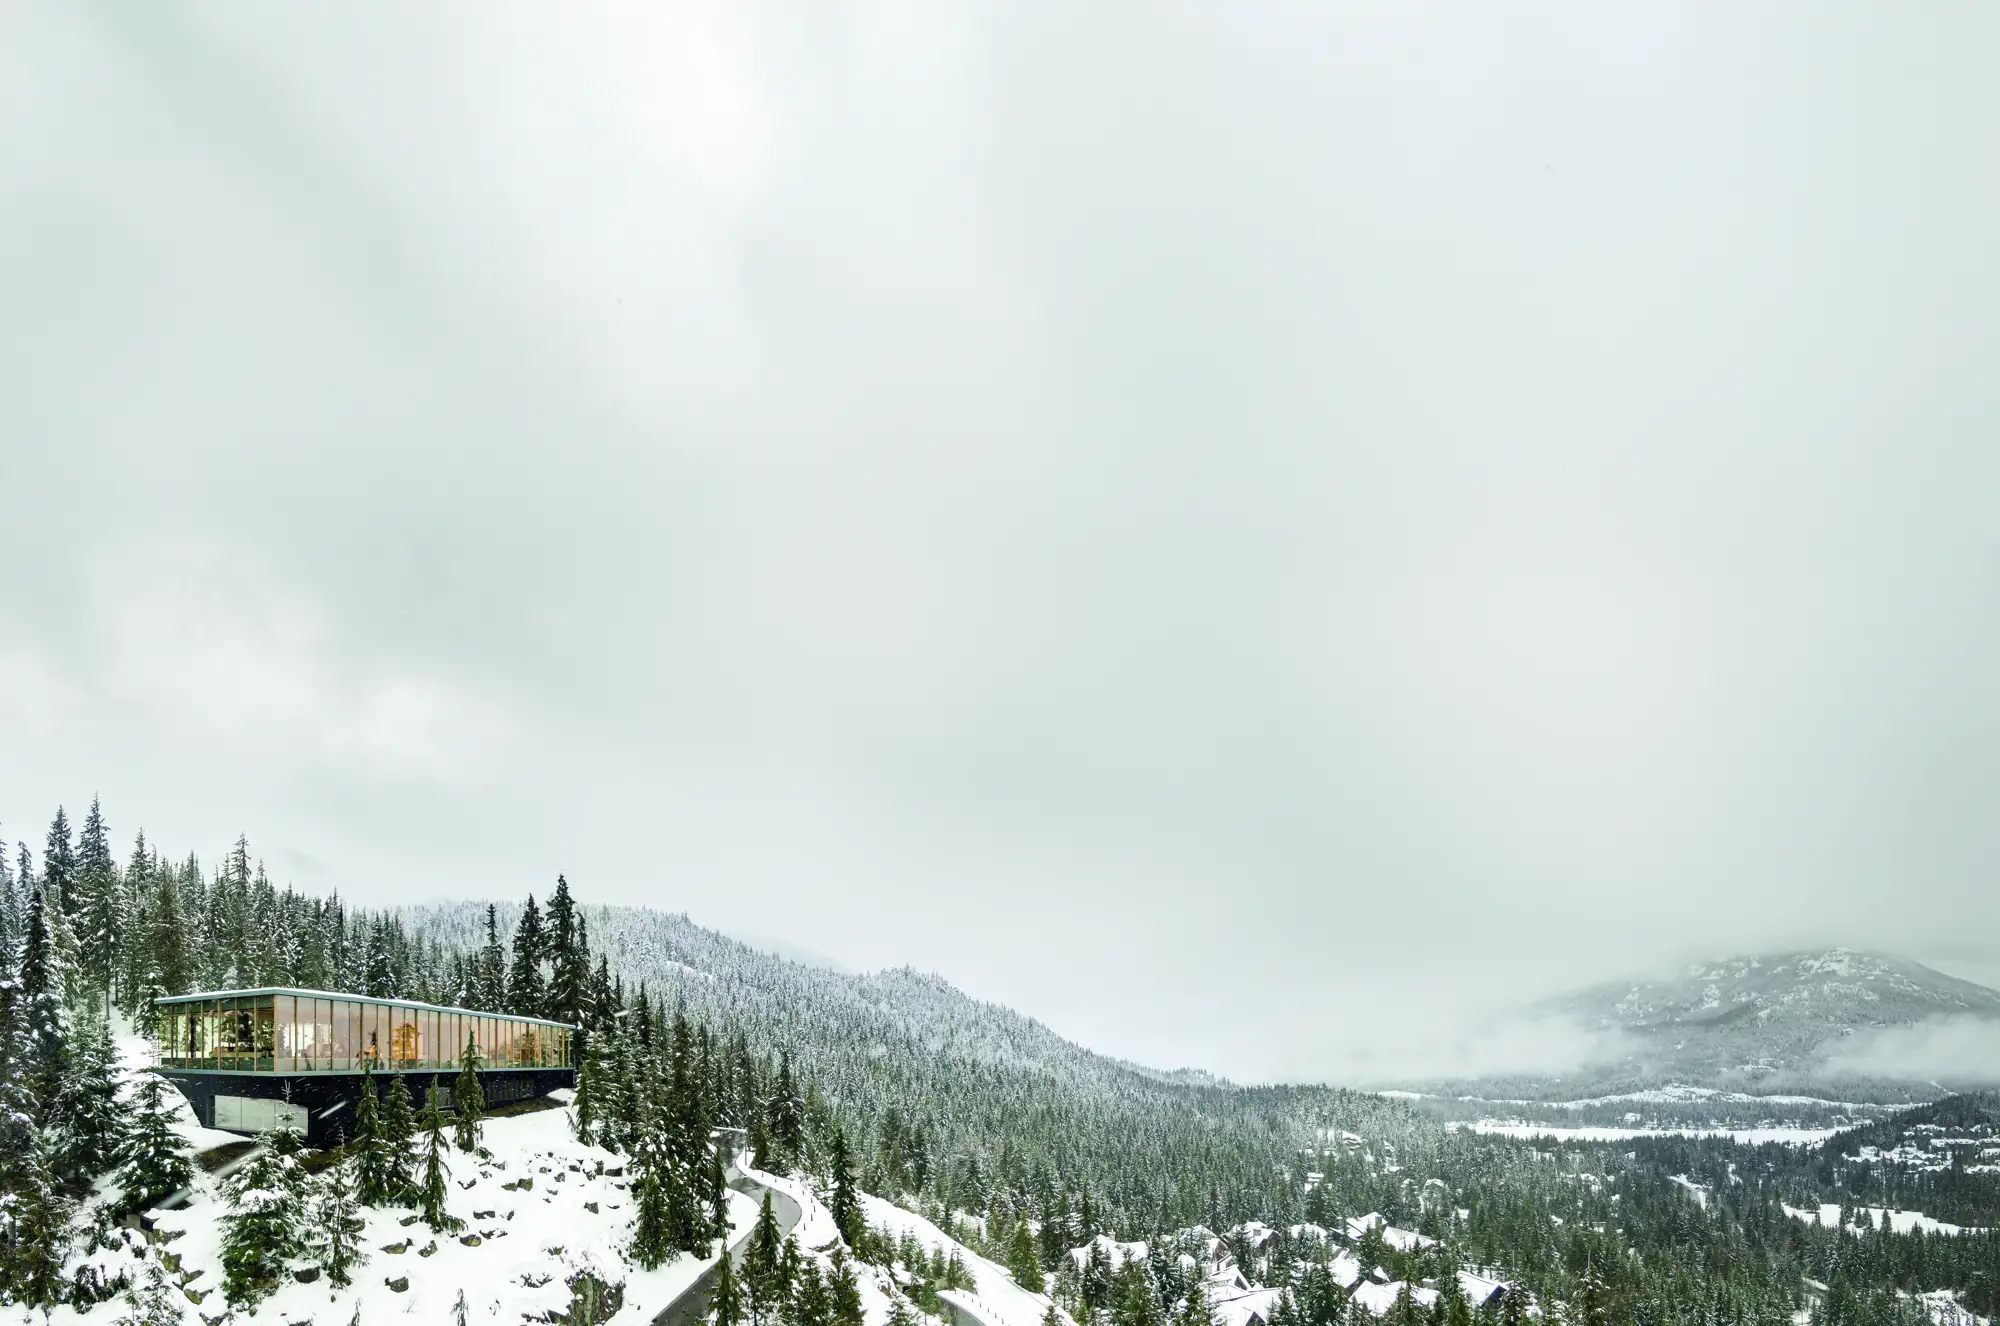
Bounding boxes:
[1437,948,2000,1103]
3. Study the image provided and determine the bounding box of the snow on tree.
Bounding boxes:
[53,1007,129,1188]
[218,1127,309,1310]
[0,1132,71,1309]
[313,1147,368,1288]
[454,1032,486,1152]
[416,1077,464,1233]
[709,1235,746,1326]
[115,1251,185,1326]
[117,1070,194,1214]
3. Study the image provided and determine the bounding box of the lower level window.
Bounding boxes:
[213,1095,309,1134]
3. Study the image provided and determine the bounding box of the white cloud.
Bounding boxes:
[1825,1017,2000,1087]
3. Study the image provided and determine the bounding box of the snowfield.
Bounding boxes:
[53,1099,759,1325]
[1463,1120,1844,1146]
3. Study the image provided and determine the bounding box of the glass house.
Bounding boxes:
[153,988,576,1144]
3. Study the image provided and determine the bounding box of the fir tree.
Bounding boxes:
[793,1260,833,1326]
[708,1147,730,1241]
[118,1071,194,1214]
[574,1031,603,1145]
[117,1253,186,1326]
[2,1133,72,1310]
[1010,1217,1048,1293]
[710,1239,746,1326]
[53,1008,128,1189]
[16,885,69,1118]
[478,903,508,1011]
[830,1127,863,1245]
[545,874,592,1030]
[76,795,119,1011]
[507,893,547,1015]
[218,1128,308,1310]
[351,1067,396,1204]
[416,1078,463,1233]
[43,806,74,918]
[454,1033,486,1152]
[382,1071,418,1169]
[745,1191,789,1324]
[314,1147,368,1288]
[631,1145,679,1270]
[829,1246,866,1326]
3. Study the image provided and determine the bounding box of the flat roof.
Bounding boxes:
[153,987,575,1030]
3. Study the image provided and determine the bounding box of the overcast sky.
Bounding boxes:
[4,3,1999,1083]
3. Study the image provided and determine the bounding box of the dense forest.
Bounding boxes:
[3,800,1999,1325]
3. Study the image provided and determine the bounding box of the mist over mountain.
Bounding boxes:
[1421,948,2000,1103]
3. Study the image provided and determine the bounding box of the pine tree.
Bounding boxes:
[454,1033,486,1152]
[745,1191,789,1324]
[708,1147,730,1241]
[416,1078,463,1232]
[507,893,547,1015]
[1011,1216,1048,1292]
[793,1260,833,1326]
[117,1252,186,1326]
[118,1071,194,1214]
[219,1128,308,1310]
[352,1068,396,1204]
[631,1140,680,1270]
[2,1134,71,1309]
[16,885,69,1118]
[478,903,508,1011]
[829,1246,866,1326]
[710,1239,746,1326]
[314,1148,368,1288]
[830,1127,863,1245]
[382,1070,418,1169]
[546,875,592,1029]
[574,1031,603,1145]
[43,806,74,918]
[53,1008,129,1188]
[767,1052,804,1174]
[76,795,120,1011]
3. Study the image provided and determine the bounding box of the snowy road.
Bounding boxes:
[650,1163,804,1326]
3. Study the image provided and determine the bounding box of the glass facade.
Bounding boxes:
[157,990,573,1073]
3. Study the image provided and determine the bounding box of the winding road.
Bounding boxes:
[651,1162,804,1326]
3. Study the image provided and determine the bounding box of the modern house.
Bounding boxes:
[153,988,576,1146]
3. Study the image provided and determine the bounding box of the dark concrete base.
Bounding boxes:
[160,1068,576,1148]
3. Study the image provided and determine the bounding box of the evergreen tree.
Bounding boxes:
[710,1239,746,1326]
[477,903,508,1010]
[454,1033,486,1152]
[745,1191,789,1324]
[631,1141,680,1270]
[382,1070,418,1167]
[574,1031,603,1145]
[53,1008,128,1188]
[545,874,591,1028]
[16,885,69,1117]
[351,1067,397,1204]
[708,1147,730,1241]
[43,806,74,917]
[218,1129,308,1310]
[1010,1217,1048,1293]
[1,1134,71,1310]
[117,1253,186,1326]
[416,1078,463,1232]
[507,893,547,1015]
[117,1071,194,1214]
[829,1246,866,1326]
[314,1148,368,1288]
[768,1052,805,1174]
[76,795,119,1010]
[793,1260,833,1326]
[830,1127,863,1245]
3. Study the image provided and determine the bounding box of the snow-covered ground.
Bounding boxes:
[859,1193,1062,1326]
[1464,1120,1843,1146]
[1782,1204,1985,1237]
[53,1099,760,1325]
